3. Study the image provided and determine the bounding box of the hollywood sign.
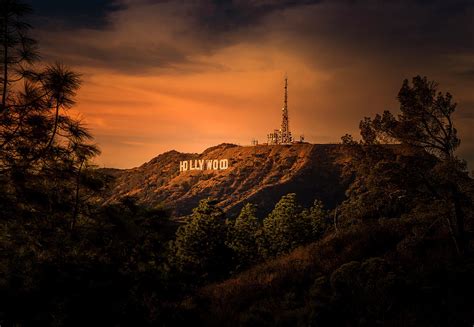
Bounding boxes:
[179,159,229,172]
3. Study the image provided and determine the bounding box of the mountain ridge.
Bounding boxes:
[102,143,351,217]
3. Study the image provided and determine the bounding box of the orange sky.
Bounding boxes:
[34,1,474,169]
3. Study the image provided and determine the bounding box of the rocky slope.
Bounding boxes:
[102,143,351,217]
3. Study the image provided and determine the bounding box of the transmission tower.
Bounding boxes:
[280,75,292,144]
[266,75,294,145]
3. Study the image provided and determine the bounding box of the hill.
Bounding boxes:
[187,221,474,326]
[102,143,351,217]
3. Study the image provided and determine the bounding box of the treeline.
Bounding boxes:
[169,194,329,283]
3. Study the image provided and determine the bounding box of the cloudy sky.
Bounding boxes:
[26,0,474,169]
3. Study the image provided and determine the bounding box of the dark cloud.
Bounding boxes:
[282,1,473,57]
[31,0,473,74]
[40,40,194,73]
[25,0,321,31]
[25,0,123,29]
[196,0,322,32]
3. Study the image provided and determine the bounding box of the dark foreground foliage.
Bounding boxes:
[191,222,474,326]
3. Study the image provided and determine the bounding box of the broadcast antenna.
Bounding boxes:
[280,74,292,144]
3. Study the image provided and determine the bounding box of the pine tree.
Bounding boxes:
[342,76,473,254]
[259,193,309,258]
[0,0,100,223]
[301,199,329,239]
[169,199,231,281]
[227,203,261,270]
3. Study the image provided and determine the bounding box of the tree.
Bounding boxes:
[374,76,458,159]
[340,76,473,255]
[0,0,100,226]
[259,193,311,258]
[227,203,261,270]
[0,0,39,113]
[301,199,329,239]
[0,2,180,325]
[169,199,231,282]
[339,136,437,222]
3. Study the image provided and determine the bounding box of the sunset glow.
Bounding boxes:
[28,0,474,168]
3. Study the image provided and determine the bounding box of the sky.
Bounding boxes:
[26,0,474,169]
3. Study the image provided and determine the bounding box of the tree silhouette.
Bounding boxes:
[0,0,100,229]
[0,0,39,113]
[358,76,460,159]
[342,76,473,255]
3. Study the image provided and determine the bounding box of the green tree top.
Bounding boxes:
[169,199,231,282]
[260,193,307,258]
[227,203,261,270]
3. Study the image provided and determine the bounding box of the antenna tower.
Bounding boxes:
[280,75,292,144]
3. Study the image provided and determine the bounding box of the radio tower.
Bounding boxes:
[280,75,292,144]
[266,75,293,145]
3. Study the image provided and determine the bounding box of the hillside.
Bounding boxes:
[188,221,474,326]
[102,143,351,216]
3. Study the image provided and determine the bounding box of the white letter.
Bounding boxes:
[180,161,188,172]
[219,159,229,170]
[198,159,204,170]
[213,160,219,170]
[206,160,213,170]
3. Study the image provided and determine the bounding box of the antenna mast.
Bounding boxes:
[266,74,293,145]
[280,75,292,144]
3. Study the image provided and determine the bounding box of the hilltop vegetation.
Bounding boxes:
[1,1,473,326]
[102,142,350,217]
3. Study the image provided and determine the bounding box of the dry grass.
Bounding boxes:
[193,222,405,325]
[102,143,348,217]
